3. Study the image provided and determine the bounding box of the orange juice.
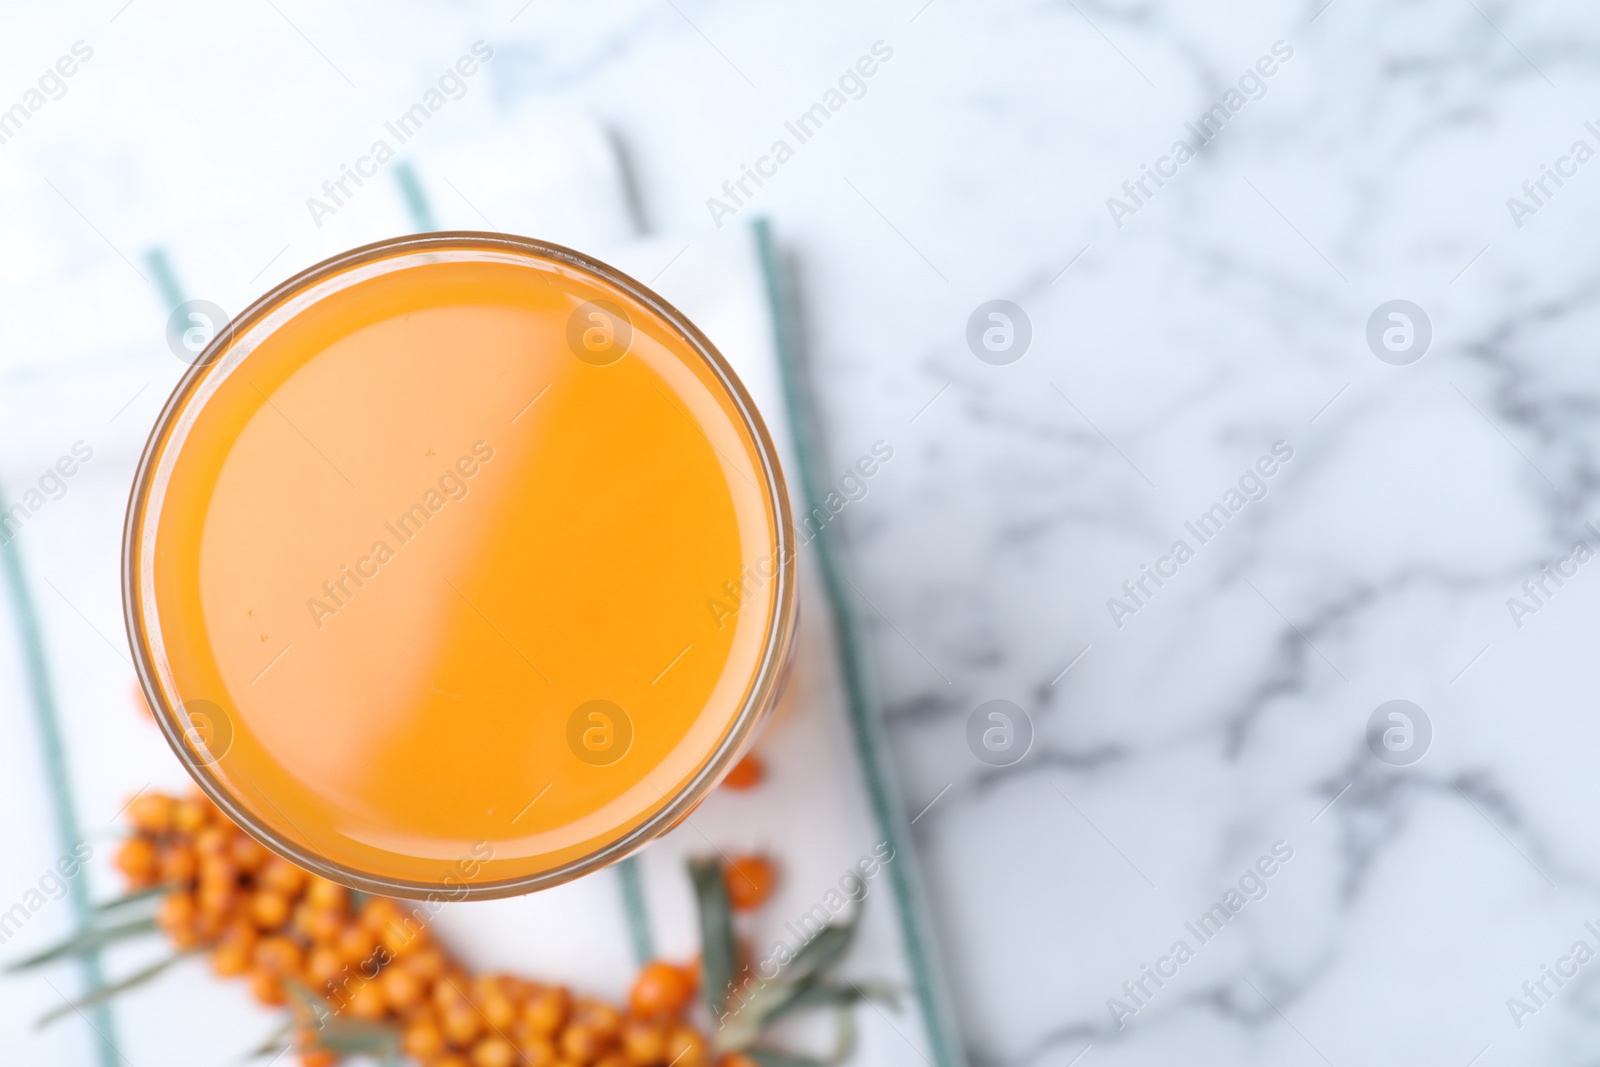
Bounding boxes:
[124,235,795,897]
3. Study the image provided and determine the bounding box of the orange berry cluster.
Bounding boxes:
[114,791,716,1067]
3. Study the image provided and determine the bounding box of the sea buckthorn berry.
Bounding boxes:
[187,789,221,817]
[430,1056,471,1067]
[114,838,159,887]
[291,902,318,940]
[574,999,621,1038]
[172,799,210,835]
[522,986,569,1036]
[479,991,516,1032]
[336,924,379,967]
[718,1055,760,1067]
[620,1019,666,1063]
[198,877,239,917]
[470,1036,517,1067]
[230,834,269,873]
[629,962,693,1019]
[305,907,345,944]
[306,876,349,912]
[593,1055,630,1067]
[403,1015,446,1059]
[197,853,238,890]
[722,856,776,912]
[380,913,426,957]
[220,917,257,950]
[195,906,228,942]
[306,946,344,990]
[158,842,197,885]
[290,904,326,942]
[156,891,198,943]
[211,937,252,978]
[251,889,292,930]
[195,826,231,857]
[517,1035,557,1067]
[664,1026,708,1067]
[127,793,174,835]
[293,1031,340,1067]
[469,974,507,1002]
[559,1022,611,1063]
[441,998,483,1046]
[404,945,447,982]
[250,967,287,1007]
[433,973,468,1012]
[721,754,764,790]
[361,897,405,932]
[381,962,425,1013]
[254,935,303,977]
[347,979,387,1021]
[260,857,309,897]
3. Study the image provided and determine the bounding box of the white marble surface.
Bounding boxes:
[6,1,1600,1065]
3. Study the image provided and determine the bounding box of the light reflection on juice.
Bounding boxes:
[125,238,794,896]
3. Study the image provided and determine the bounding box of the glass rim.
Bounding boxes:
[121,230,799,901]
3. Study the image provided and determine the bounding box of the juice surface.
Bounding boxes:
[135,248,783,890]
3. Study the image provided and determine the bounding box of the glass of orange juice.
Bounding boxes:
[123,233,797,899]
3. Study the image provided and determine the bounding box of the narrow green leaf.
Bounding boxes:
[93,884,174,914]
[829,1003,857,1065]
[240,1018,295,1061]
[783,914,859,984]
[321,1016,402,1043]
[720,974,896,1052]
[717,985,790,1050]
[5,917,160,972]
[284,978,327,1012]
[283,982,402,1054]
[853,980,899,1008]
[745,1050,828,1067]
[768,980,898,1025]
[315,1026,400,1055]
[689,855,738,1022]
[34,952,191,1029]
[243,1012,398,1061]
[718,977,809,1049]
[282,982,401,1055]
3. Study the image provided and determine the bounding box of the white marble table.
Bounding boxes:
[7,2,1600,1065]
[547,4,1600,1066]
